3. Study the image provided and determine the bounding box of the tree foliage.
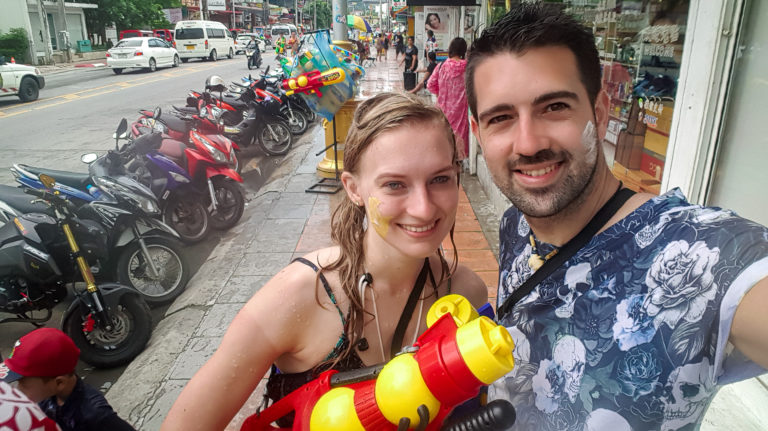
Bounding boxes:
[0,28,30,63]
[303,0,332,30]
[84,0,180,39]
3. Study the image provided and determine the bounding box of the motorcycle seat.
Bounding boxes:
[159,138,187,162]
[0,184,51,215]
[162,115,193,134]
[173,105,198,115]
[133,132,163,155]
[15,164,92,190]
[221,95,248,111]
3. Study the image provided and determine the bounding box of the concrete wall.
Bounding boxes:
[0,0,35,63]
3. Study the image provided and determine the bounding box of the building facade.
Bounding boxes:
[0,0,97,65]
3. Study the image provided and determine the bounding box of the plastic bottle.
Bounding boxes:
[87,185,103,200]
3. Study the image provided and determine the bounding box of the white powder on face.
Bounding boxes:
[581,120,599,165]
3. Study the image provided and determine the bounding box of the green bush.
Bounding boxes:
[0,28,29,63]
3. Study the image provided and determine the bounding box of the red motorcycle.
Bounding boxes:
[133,108,245,230]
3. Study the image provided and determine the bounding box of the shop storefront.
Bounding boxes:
[472,0,768,227]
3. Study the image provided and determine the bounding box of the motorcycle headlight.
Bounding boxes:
[94,177,160,215]
[211,106,223,119]
[201,140,227,163]
[228,147,237,169]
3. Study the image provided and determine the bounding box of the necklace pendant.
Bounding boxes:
[528,254,545,271]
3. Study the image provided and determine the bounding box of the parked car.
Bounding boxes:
[174,20,235,62]
[0,56,45,102]
[153,29,174,43]
[119,29,153,40]
[235,33,265,54]
[106,37,180,74]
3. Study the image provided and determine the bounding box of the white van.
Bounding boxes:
[270,24,297,40]
[174,20,235,62]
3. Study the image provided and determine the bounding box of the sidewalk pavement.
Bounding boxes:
[104,52,502,430]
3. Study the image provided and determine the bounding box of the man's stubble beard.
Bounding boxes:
[495,121,601,219]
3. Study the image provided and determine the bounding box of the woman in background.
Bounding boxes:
[427,37,469,161]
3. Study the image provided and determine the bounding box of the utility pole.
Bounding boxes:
[313,1,316,31]
[295,0,299,26]
[35,0,52,64]
[331,0,347,41]
[57,0,71,62]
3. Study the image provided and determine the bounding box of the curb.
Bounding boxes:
[74,62,107,68]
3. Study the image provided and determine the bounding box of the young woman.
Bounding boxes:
[428,37,469,161]
[160,93,488,430]
[399,36,418,73]
[426,13,443,32]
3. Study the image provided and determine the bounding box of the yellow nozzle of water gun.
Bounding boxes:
[456,317,515,384]
[375,353,440,427]
[426,294,479,328]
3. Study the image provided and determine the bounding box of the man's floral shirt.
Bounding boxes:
[490,189,768,431]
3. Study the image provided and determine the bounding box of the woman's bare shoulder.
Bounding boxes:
[450,264,492,308]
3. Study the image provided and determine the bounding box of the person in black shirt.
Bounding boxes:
[394,32,404,60]
[0,328,135,431]
[399,36,418,72]
[409,51,438,94]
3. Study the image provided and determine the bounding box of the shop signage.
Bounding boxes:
[407,0,478,6]
[209,0,226,11]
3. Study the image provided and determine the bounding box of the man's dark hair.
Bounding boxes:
[448,37,467,59]
[428,51,437,62]
[465,3,601,118]
[427,30,434,37]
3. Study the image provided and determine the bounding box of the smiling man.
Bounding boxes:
[467,4,768,430]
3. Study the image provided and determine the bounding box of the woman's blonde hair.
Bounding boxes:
[319,92,460,368]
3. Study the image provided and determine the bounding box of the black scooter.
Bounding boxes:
[0,175,152,368]
[246,46,262,70]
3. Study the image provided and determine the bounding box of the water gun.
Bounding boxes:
[281,68,346,98]
[331,44,360,63]
[241,295,516,430]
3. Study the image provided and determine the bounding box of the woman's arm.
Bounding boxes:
[410,54,417,71]
[161,265,316,430]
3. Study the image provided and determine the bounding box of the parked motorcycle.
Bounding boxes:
[9,121,190,306]
[119,116,211,244]
[0,174,152,367]
[134,110,246,230]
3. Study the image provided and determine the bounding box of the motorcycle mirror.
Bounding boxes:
[81,153,98,164]
[154,106,162,119]
[39,174,56,189]
[116,118,128,150]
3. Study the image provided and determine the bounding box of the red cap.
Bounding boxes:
[0,328,79,383]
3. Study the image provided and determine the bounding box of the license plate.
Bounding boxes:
[118,54,128,58]
[223,126,240,134]
[186,45,195,50]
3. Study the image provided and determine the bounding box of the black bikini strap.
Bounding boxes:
[292,257,345,324]
[390,258,430,359]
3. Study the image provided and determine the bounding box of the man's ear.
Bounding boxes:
[594,89,610,141]
[470,116,483,150]
[340,171,362,205]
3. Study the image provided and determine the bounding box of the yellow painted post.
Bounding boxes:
[317,98,360,178]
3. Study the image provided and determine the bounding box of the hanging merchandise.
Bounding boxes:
[281,30,364,121]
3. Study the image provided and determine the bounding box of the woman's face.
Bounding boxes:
[428,14,440,29]
[407,37,414,46]
[343,121,458,259]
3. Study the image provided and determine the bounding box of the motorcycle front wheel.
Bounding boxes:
[207,177,245,230]
[116,237,189,306]
[63,293,151,368]
[280,105,308,135]
[258,121,292,156]
[163,193,210,244]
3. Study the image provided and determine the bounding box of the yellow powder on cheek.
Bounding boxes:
[367,196,392,238]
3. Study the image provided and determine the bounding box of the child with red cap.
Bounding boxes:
[0,328,135,431]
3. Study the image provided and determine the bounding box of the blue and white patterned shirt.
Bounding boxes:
[489,189,768,431]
